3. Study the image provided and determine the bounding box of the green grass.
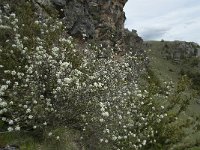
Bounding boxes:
[0,128,81,150]
[144,40,200,149]
[145,41,181,82]
[145,40,200,114]
[0,132,39,149]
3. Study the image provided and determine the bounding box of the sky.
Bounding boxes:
[124,0,200,44]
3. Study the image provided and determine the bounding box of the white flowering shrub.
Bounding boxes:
[0,2,194,150]
[0,3,87,131]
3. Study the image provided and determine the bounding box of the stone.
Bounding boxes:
[0,145,20,150]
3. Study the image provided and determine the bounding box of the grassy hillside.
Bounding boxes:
[145,41,181,81]
[0,127,82,150]
[144,40,200,115]
[144,40,200,149]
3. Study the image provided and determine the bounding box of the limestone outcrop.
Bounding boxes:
[161,41,200,62]
[33,0,127,41]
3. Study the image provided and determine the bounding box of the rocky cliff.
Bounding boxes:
[33,0,126,39]
[31,0,143,50]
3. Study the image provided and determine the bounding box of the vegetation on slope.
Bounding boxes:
[144,40,200,149]
[0,1,199,150]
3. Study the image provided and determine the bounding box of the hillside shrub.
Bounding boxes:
[0,2,195,150]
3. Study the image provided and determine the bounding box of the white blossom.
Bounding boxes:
[102,112,109,117]
[8,127,13,132]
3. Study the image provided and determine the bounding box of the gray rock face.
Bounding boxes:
[61,0,95,38]
[34,0,127,41]
[32,0,145,52]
